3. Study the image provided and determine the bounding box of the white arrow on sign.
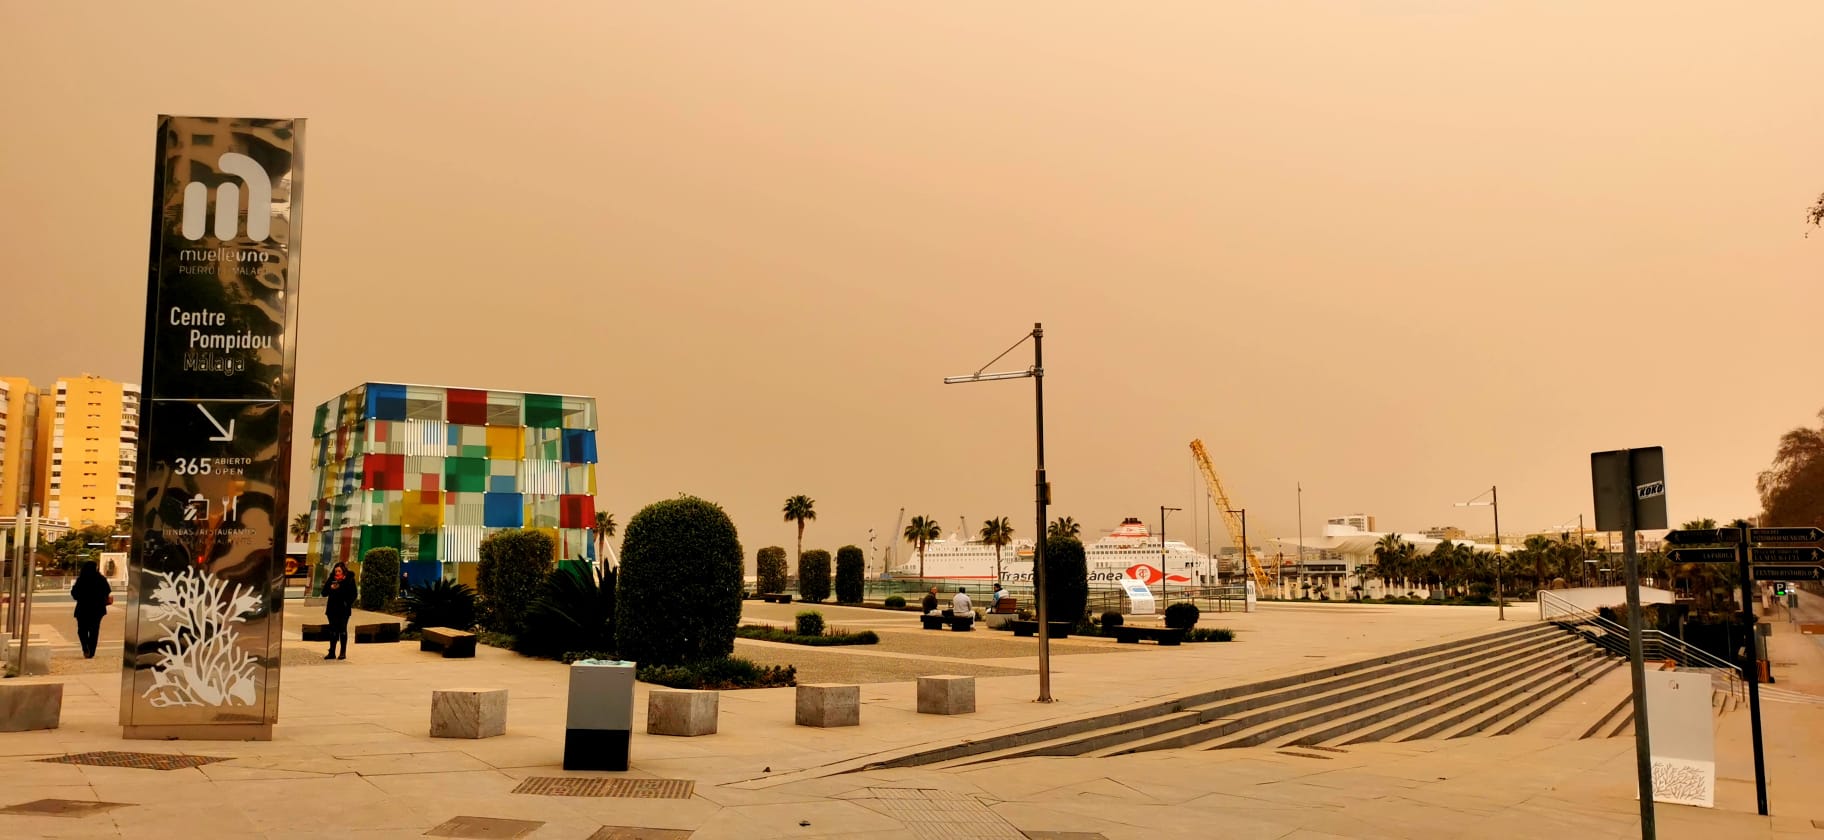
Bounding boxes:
[197,404,235,442]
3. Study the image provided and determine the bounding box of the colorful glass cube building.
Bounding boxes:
[308,383,599,589]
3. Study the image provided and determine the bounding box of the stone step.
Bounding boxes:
[1489,658,1626,737]
[1297,643,1602,749]
[1433,656,1609,740]
[1085,629,1575,758]
[1195,637,1594,751]
[861,622,1554,771]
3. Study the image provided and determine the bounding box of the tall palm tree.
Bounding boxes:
[782,495,817,561]
[592,511,617,572]
[904,515,941,581]
[979,517,1015,583]
[1048,516,1081,540]
[1521,535,1556,593]
[289,512,310,543]
[1372,533,1414,594]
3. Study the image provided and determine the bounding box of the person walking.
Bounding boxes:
[324,561,357,660]
[70,561,112,659]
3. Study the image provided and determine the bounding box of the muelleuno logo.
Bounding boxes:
[180,152,271,241]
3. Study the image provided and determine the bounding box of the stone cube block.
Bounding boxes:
[430,688,507,739]
[917,675,976,715]
[647,688,718,736]
[0,682,62,732]
[795,683,860,728]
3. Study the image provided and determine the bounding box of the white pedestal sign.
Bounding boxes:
[1121,578,1155,616]
[1644,669,1716,808]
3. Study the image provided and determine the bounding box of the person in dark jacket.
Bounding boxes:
[70,561,112,659]
[920,587,939,614]
[323,561,357,660]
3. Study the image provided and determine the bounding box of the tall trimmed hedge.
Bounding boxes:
[616,496,745,666]
[359,547,401,611]
[797,549,832,603]
[756,546,788,594]
[834,545,864,604]
[1043,535,1089,625]
[478,529,555,636]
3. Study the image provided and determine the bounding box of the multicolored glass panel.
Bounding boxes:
[309,383,599,584]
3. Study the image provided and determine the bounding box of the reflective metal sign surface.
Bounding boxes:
[122,116,304,737]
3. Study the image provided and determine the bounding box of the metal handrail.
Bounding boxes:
[1538,590,1744,701]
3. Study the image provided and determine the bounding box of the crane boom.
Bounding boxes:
[1190,439,1272,590]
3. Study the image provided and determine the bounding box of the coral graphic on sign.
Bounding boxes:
[1650,757,1715,808]
[141,567,261,707]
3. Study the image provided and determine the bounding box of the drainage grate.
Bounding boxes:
[0,799,132,818]
[425,816,545,839]
[36,751,228,771]
[587,828,694,840]
[512,777,694,799]
[854,788,1026,840]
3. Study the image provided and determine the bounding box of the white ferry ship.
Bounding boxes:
[888,517,1211,587]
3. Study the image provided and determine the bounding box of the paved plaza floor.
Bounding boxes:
[2,594,1821,838]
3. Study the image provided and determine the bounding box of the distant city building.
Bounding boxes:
[1326,513,1376,533]
[0,376,41,515]
[309,383,600,588]
[1423,525,1466,541]
[0,374,139,529]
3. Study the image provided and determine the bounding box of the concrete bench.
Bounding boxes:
[760,593,793,604]
[0,682,61,732]
[916,675,975,715]
[920,611,974,632]
[300,623,331,642]
[355,622,401,643]
[420,627,477,658]
[1113,626,1185,646]
[795,683,859,728]
[430,688,506,739]
[1008,620,1072,639]
[648,688,718,736]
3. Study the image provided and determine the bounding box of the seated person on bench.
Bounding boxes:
[952,586,972,617]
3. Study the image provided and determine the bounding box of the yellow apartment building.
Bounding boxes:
[29,375,140,529]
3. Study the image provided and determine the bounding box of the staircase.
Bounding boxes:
[862,621,1621,772]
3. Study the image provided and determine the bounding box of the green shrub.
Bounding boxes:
[517,567,616,659]
[756,546,788,594]
[1163,601,1201,629]
[1185,627,1234,642]
[1100,610,1124,628]
[399,578,477,631]
[477,529,555,635]
[884,595,906,608]
[797,549,831,603]
[1043,536,1089,625]
[358,548,401,611]
[835,545,864,603]
[615,496,744,666]
[637,656,796,690]
[735,625,879,646]
[795,610,825,637]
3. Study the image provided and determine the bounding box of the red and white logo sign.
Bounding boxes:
[1125,564,1191,585]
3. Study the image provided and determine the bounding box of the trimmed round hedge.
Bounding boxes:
[834,545,865,604]
[797,549,832,603]
[615,496,744,666]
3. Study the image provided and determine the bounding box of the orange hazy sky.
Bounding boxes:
[2,3,1821,557]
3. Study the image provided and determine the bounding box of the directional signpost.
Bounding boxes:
[1753,564,1824,581]
[1591,446,1666,839]
[1750,527,1824,545]
[1663,547,1736,565]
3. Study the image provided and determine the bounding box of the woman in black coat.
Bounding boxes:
[323,561,357,660]
[70,561,112,659]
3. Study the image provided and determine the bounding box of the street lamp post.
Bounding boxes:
[1456,486,1503,621]
[945,323,1054,703]
[1159,506,1180,602]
